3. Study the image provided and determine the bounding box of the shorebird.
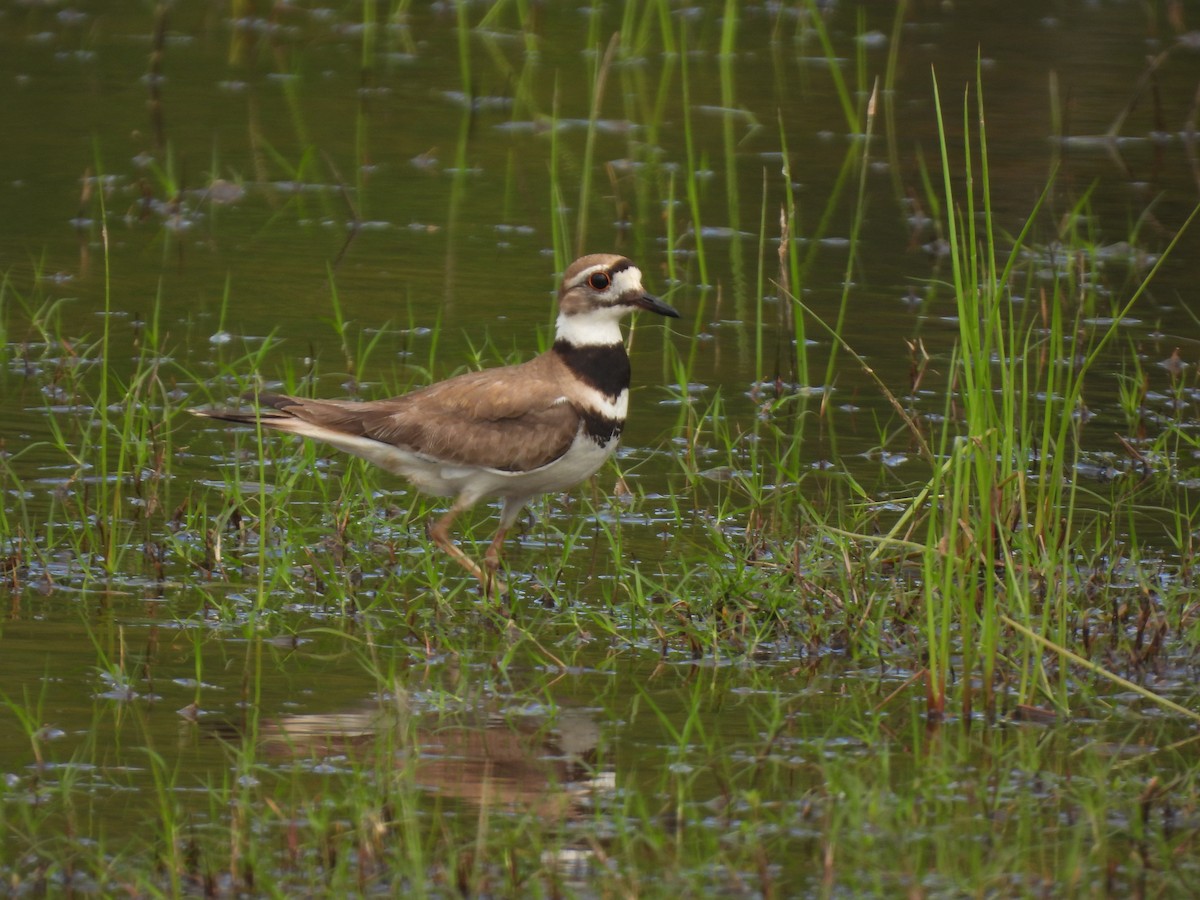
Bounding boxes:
[191,253,679,594]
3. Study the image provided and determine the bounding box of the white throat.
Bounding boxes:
[555,308,626,347]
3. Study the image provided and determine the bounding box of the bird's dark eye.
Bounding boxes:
[588,272,611,290]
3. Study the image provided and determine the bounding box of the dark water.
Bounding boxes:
[4,2,1196,401]
[2,0,1198,891]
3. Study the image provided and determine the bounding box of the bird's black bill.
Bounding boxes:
[635,293,680,318]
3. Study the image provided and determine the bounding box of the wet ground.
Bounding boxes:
[2,1,1199,894]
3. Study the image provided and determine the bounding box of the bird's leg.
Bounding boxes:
[428,499,509,597]
[483,526,509,597]
[481,497,527,598]
[427,503,486,583]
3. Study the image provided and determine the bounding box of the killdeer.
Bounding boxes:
[191,254,679,594]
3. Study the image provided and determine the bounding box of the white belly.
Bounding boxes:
[433,431,617,505]
[319,427,618,506]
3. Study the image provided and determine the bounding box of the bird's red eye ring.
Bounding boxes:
[588,272,611,290]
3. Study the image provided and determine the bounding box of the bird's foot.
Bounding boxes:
[479,529,511,599]
[481,554,509,599]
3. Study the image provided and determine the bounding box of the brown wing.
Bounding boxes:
[259,355,583,472]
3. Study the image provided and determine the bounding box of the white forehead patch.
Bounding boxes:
[609,265,644,299]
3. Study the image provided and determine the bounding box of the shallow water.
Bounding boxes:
[2,1,1199,894]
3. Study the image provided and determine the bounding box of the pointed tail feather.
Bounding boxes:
[189,391,303,428]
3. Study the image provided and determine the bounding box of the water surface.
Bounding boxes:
[2,1,1198,894]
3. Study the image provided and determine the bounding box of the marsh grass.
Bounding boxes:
[892,71,1200,722]
[4,225,1196,896]
[2,2,1200,896]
